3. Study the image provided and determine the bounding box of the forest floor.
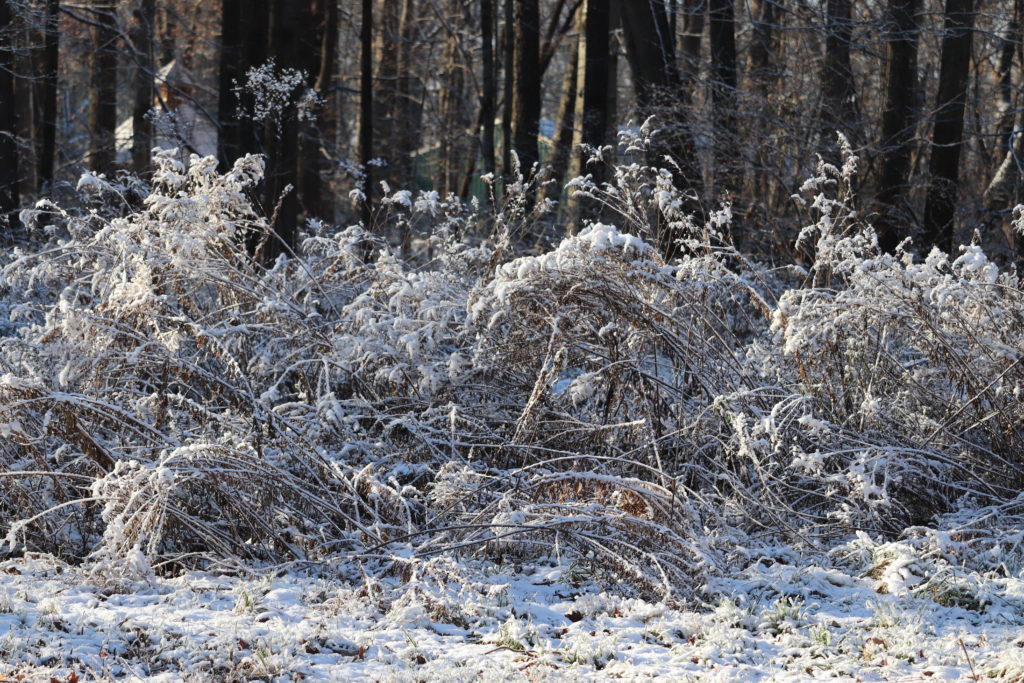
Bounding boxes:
[2,535,1023,682]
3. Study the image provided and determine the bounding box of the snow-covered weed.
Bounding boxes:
[1,136,1023,612]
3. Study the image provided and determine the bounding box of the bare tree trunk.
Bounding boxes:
[819,0,862,157]
[298,0,337,220]
[219,0,270,169]
[539,0,572,76]
[620,0,700,185]
[983,111,1024,215]
[88,0,118,175]
[606,0,619,144]
[667,0,677,46]
[0,0,19,233]
[360,0,375,227]
[680,0,704,93]
[132,0,156,174]
[315,0,338,123]
[375,0,401,186]
[567,0,610,227]
[873,0,921,253]
[502,0,514,180]
[217,0,243,167]
[747,0,780,97]
[156,2,174,65]
[994,0,1022,164]
[261,0,322,259]
[984,1,1024,224]
[575,0,610,158]
[709,0,738,197]
[541,27,579,204]
[394,0,421,190]
[305,0,338,220]
[620,0,702,257]
[437,0,470,195]
[263,0,301,260]
[37,0,59,190]
[481,0,497,179]
[513,0,541,184]
[922,0,976,253]
[743,0,783,242]
[15,12,37,195]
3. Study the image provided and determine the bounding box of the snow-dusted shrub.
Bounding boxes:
[3,134,1023,604]
[0,151,382,561]
[765,141,1024,527]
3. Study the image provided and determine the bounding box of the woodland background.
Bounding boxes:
[0,0,1021,262]
[5,7,1024,678]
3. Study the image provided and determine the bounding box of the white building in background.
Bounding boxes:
[116,60,218,164]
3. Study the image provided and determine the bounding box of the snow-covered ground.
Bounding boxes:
[3,534,1023,682]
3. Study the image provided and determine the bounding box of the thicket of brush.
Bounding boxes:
[2,132,1024,602]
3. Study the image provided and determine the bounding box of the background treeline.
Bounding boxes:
[1,0,1023,260]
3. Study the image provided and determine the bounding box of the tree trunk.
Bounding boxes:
[218,0,269,168]
[922,0,976,253]
[540,27,579,205]
[305,0,338,220]
[360,0,375,227]
[620,0,700,185]
[513,0,541,183]
[709,0,738,196]
[375,0,401,187]
[132,0,156,174]
[394,0,421,190]
[667,0,677,46]
[437,0,471,196]
[0,0,19,234]
[156,2,174,65]
[262,0,320,260]
[36,0,59,190]
[575,0,610,158]
[620,0,702,257]
[680,0,704,93]
[819,0,862,157]
[606,0,619,144]
[873,0,921,253]
[994,0,1022,163]
[481,0,497,179]
[983,111,1024,215]
[567,0,610,226]
[743,0,783,242]
[747,0,780,97]
[88,0,118,175]
[217,0,242,167]
[264,0,300,260]
[297,0,334,220]
[984,0,1024,223]
[15,12,37,196]
[502,0,514,181]
[538,0,570,76]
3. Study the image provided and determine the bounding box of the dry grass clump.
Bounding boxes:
[1,135,1023,601]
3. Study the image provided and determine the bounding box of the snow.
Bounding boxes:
[2,541,1022,681]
